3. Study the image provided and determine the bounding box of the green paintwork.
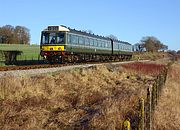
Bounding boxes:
[65,45,132,55]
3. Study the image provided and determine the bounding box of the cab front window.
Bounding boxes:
[57,32,64,44]
[49,33,56,44]
[41,32,49,44]
[41,32,65,44]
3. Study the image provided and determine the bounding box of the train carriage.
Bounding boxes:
[40,25,132,63]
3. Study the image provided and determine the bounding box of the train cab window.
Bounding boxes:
[49,33,56,44]
[41,32,49,44]
[57,32,64,44]
[50,37,56,44]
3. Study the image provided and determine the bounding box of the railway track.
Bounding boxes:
[0,60,151,72]
[0,63,72,71]
[0,61,114,72]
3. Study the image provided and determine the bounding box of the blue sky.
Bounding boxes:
[0,0,180,50]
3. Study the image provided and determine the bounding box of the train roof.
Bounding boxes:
[44,25,131,45]
[44,25,70,32]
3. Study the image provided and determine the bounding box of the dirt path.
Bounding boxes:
[153,62,180,130]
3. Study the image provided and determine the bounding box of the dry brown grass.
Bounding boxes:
[132,52,170,61]
[153,62,180,130]
[0,64,156,130]
[121,62,166,76]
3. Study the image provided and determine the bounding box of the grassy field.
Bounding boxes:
[0,44,40,61]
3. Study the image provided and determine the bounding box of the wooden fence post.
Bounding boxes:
[138,97,144,130]
[151,83,156,111]
[154,81,158,105]
[158,74,162,97]
[156,76,160,102]
[163,68,167,84]
[159,74,164,93]
[146,87,152,130]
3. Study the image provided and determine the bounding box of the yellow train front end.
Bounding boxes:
[40,26,69,63]
[41,45,65,52]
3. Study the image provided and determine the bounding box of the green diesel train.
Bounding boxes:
[40,25,132,63]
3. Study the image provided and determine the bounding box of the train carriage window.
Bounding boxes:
[90,38,94,46]
[125,45,127,50]
[85,37,90,46]
[123,45,125,50]
[123,45,126,51]
[101,41,104,47]
[94,39,98,46]
[97,40,100,47]
[120,45,122,50]
[107,41,111,48]
[114,42,116,49]
[67,34,71,44]
[98,40,102,47]
[79,36,85,45]
[101,41,104,48]
[71,35,78,44]
[105,41,108,48]
[104,42,107,48]
[114,43,118,49]
[118,44,121,50]
[121,45,123,50]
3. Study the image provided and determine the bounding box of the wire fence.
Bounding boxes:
[122,66,168,130]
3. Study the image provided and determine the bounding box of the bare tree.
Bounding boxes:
[0,25,15,44]
[106,34,118,40]
[140,36,168,52]
[0,25,30,44]
[14,26,30,44]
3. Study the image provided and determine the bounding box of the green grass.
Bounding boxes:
[0,44,40,61]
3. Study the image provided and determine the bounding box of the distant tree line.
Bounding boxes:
[138,36,168,52]
[0,25,30,44]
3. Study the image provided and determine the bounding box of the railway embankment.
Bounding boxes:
[0,60,177,130]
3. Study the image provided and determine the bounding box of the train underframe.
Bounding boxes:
[41,51,132,64]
